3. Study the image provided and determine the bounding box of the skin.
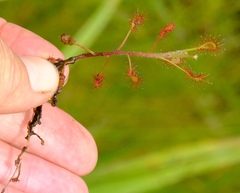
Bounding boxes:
[0,18,98,193]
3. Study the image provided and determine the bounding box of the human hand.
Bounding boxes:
[0,18,97,193]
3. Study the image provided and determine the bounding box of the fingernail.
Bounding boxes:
[21,56,59,93]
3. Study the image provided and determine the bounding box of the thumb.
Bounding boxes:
[0,38,59,114]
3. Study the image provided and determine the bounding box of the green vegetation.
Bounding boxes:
[1,0,240,192]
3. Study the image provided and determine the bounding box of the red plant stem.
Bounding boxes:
[60,50,191,80]
[67,50,171,64]
[148,39,160,53]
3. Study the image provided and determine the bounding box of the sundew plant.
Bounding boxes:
[1,10,223,193]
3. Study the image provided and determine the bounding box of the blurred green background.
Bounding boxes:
[1,0,240,192]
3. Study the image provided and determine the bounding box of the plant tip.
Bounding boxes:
[93,73,105,89]
[130,12,146,31]
[60,33,76,45]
